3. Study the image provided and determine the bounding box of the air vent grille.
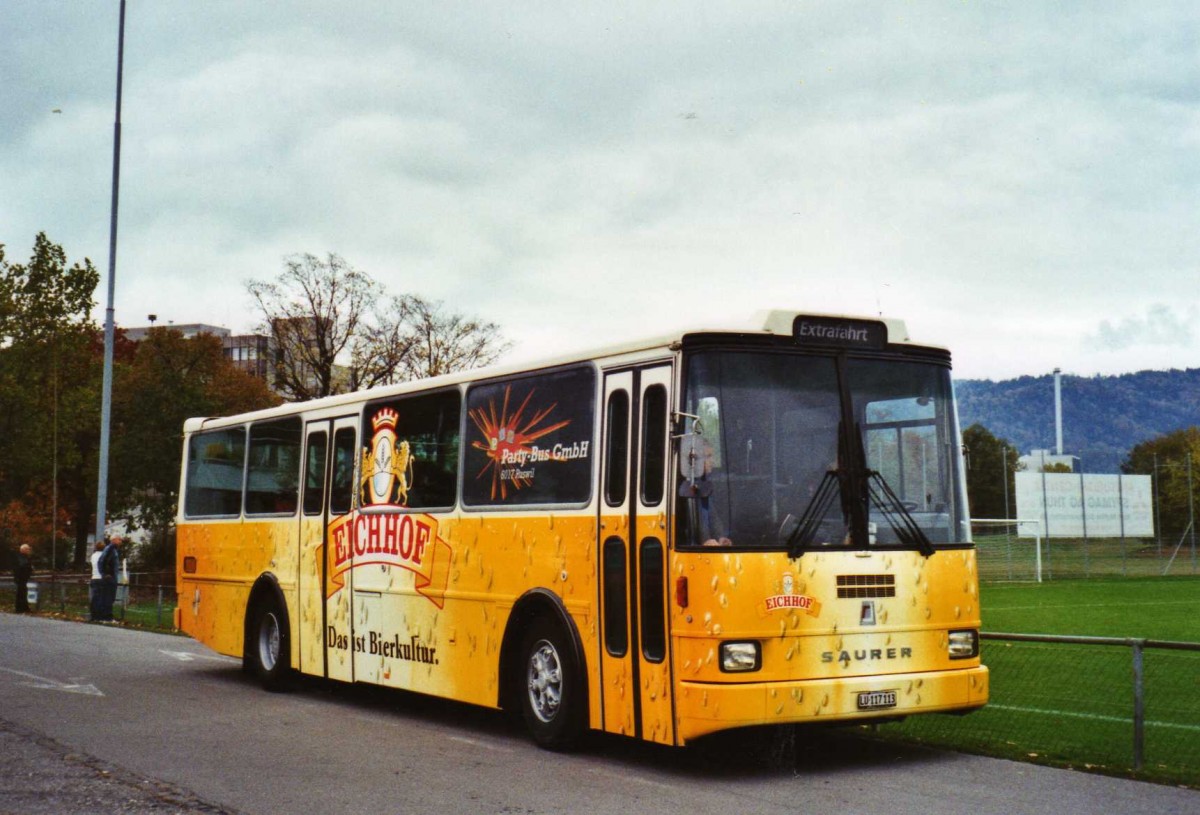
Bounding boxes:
[837,574,896,599]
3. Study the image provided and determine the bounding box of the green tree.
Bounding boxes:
[962,423,1019,520]
[0,232,99,343]
[1123,427,1200,539]
[0,234,102,568]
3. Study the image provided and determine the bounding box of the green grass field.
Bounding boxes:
[981,576,1200,641]
[877,575,1200,787]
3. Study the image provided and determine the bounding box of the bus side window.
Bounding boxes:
[245,418,302,516]
[640,385,667,506]
[184,428,246,518]
[330,427,357,515]
[604,390,629,506]
[461,365,596,508]
[361,390,460,510]
[303,431,328,516]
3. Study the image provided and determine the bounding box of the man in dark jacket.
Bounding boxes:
[96,536,122,622]
[14,544,33,613]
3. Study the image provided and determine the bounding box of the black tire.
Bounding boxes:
[518,617,585,750]
[248,598,292,692]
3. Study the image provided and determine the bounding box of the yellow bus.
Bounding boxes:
[176,310,987,748]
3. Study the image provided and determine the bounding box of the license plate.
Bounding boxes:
[857,690,897,711]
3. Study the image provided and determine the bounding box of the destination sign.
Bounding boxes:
[792,315,887,349]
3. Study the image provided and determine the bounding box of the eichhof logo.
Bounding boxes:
[361,407,413,507]
[764,572,821,617]
[322,511,451,608]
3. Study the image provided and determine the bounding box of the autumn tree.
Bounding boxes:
[1124,427,1200,540]
[248,254,511,400]
[110,329,280,570]
[962,423,1019,520]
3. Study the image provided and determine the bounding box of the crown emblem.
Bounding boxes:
[372,408,399,432]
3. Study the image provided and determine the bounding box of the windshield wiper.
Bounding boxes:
[865,471,935,557]
[787,419,935,559]
[785,469,841,559]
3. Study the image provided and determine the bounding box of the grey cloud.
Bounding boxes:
[1093,304,1196,351]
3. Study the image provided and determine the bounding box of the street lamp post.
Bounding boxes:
[95,0,127,549]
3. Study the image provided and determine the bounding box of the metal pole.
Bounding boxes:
[51,335,58,570]
[1131,640,1145,771]
[1153,453,1161,556]
[1002,444,1011,520]
[95,0,126,548]
[1118,473,1127,576]
[1079,472,1089,577]
[1041,466,1052,579]
[1189,453,1196,572]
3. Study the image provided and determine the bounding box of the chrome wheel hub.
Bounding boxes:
[526,640,562,723]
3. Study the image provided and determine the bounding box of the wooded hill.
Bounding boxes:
[954,368,1200,473]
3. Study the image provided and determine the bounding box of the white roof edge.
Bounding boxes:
[183,310,938,431]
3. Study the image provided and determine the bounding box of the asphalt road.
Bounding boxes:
[0,612,1196,815]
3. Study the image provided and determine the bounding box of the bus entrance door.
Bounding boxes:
[598,365,675,745]
[298,417,357,683]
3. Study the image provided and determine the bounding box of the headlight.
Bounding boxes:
[720,641,761,672]
[948,629,979,659]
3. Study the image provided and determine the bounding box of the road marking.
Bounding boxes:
[588,767,676,792]
[447,735,512,752]
[988,703,1200,732]
[0,667,104,696]
[158,649,239,663]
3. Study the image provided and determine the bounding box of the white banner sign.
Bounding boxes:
[1014,473,1154,538]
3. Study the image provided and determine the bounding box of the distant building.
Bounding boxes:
[122,322,278,390]
[123,322,230,342]
[1019,449,1080,473]
[224,333,273,382]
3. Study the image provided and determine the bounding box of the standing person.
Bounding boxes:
[13,544,33,613]
[97,536,122,622]
[89,540,105,621]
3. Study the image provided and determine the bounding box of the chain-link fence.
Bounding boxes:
[976,452,1200,581]
[1,574,176,630]
[875,633,1200,786]
[975,525,1199,581]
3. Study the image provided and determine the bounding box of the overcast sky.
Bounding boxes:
[2,2,1197,381]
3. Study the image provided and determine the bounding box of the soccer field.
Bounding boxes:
[981,577,1200,641]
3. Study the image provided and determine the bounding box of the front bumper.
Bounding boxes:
[676,665,988,743]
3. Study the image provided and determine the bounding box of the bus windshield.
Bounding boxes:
[676,349,968,551]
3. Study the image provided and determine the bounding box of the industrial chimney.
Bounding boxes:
[1053,368,1063,455]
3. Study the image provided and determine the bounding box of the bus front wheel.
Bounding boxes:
[248,599,292,692]
[519,617,584,750]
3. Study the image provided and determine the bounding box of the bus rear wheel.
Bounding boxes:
[519,617,584,750]
[248,599,292,692]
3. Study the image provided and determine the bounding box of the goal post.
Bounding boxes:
[971,518,1044,583]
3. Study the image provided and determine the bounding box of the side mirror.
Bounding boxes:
[679,434,702,481]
